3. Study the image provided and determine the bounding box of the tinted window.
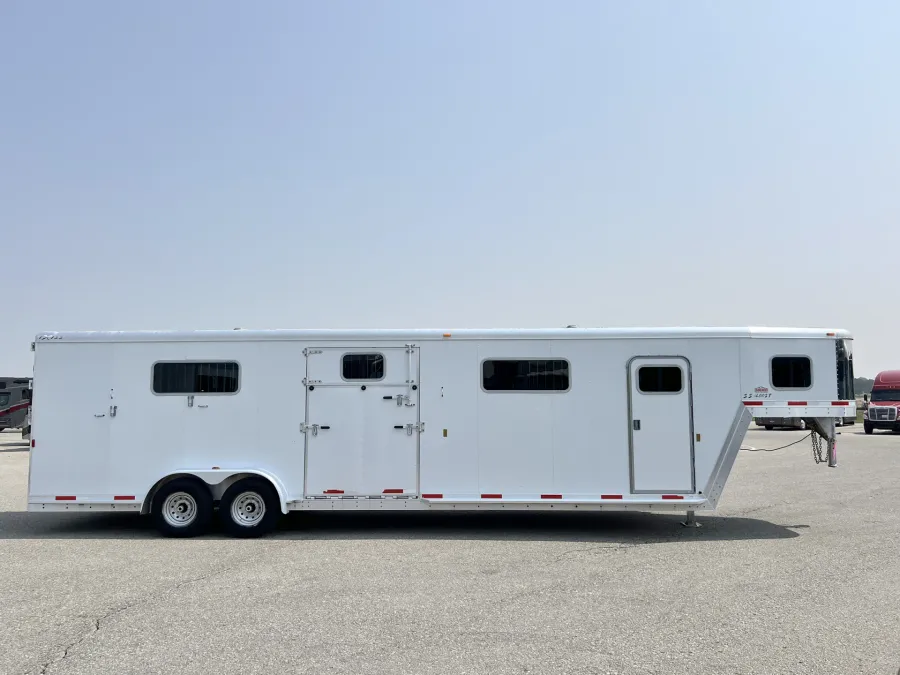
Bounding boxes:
[482,359,570,391]
[153,362,239,394]
[771,356,811,389]
[637,366,683,393]
[0,393,9,407]
[342,354,385,380]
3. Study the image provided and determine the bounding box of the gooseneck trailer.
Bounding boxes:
[26,326,854,537]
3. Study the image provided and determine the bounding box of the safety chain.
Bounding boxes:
[811,432,829,464]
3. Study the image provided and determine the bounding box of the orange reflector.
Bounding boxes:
[601,494,623,499]
[383,489,403,494]
[55,496,76,501]
[443,333,451,338]
[422,493,443,499]
[323,489,344,494]
[540,494,562,499]
[481,493,502,499]
[662,495,684,500]
[788,401,808,406]
[827,332,835,336]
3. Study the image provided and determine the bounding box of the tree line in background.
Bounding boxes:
[855,377,874,394]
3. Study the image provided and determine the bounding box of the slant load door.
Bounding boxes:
[303,346,420,497]
[628,356,695,494]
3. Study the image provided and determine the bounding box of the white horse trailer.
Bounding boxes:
[26,327,855,538]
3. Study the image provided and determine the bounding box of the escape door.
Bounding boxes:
[303,346,420,497]
[627,356,695,494]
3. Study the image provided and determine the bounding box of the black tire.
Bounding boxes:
[864,422,873,435]
[764,425,773,431]
[218,477,281,538]
[151,478,214,538]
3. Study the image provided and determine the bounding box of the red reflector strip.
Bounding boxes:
[661,495,684,500]
[481,493,502,499]
[323,489,344,494]
[601,494,623,499]
[31,439,35,447]
[113,495,135,501]
[788,401,808,406]
[422,493,443,499]
[832,401,850,406]
[540,494,562,499]
[55,496,76,501]
[743,401,763,406]
[382,489,403,494]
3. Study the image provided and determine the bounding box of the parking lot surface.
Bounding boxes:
[1,426,899,675]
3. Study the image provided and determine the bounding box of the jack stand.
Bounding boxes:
[681,510,701,528]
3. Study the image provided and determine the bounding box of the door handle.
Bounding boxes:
[319,425,330,430]
[94,413,106,418]
[633,419,641,431]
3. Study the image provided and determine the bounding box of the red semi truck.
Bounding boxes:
[863,370,900,434]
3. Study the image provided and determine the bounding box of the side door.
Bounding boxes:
[304,346,420,497]
[28,343,113,499]
[627,356,695,494]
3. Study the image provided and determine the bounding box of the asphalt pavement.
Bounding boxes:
[1,426,898,675]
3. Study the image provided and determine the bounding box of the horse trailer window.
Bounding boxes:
[152,362,240,394]
[342,354,385,381]
[482,359,570,392]
[637,366,683,393]
[771,356,812,389]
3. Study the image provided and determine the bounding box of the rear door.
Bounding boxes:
[304,346,420,497]
[628,356,695,494]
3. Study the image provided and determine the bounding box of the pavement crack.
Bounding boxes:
[34,560,246,674]
[552,542,638,562]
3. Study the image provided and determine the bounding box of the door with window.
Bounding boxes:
[628,357,694,494]
[304,346,420,497]
[149,360,242,462]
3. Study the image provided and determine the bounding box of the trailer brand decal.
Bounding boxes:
[743,386,772,400]
[37,334,62,340]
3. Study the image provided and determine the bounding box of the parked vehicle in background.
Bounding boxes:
[0,377,32,432]
[754,416,808,431]
[863,370,900,434]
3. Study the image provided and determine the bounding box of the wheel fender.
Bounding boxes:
[143,469,290,515]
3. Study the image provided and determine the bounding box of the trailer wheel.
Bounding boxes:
[152,478,213,538]
[219,478,281,538]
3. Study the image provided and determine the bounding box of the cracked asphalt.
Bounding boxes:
[1,426,899,675]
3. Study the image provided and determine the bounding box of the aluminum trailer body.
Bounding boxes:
[26,327,854,537]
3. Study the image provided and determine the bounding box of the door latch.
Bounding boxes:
[301,423,330,436]
[109,405,117,418]
[394,423,425,435]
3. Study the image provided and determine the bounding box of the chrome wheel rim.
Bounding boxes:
[162,492,197,527]
[231,491,266,526]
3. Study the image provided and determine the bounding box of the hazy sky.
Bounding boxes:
[2,1,897,377]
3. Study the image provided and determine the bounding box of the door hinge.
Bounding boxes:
[301,378,322,386]
[300,423,320,436]
[303,348,323,357]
